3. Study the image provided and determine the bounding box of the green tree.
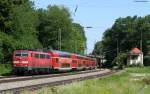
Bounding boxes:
[12,1,42,49]
[37,6,86,54]
[71,23,86,54]
[94,15,150,67]
[37,6,73,50]
[0,1,87,63]
[0,0,42,63]
[0,0,28,33]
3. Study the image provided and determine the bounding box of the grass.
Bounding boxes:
[4,67,150,94]
[126,66,150,73]
[0,64,12,76]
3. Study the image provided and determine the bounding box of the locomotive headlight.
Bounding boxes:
[13,61,19,64]
[22,61,28,64]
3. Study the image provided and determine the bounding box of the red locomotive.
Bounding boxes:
[13,50,97,74]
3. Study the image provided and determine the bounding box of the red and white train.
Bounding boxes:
[13,50,97,74]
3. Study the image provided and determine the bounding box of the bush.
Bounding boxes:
[144,56,150,66]
[0,64,12,76]
[112,53,127,69]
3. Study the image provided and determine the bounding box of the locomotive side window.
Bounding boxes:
[34,54,50,59]
[35,54,39,58]
[40,54,45,58]
[22,53,28,57]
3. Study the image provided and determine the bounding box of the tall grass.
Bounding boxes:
[46,67,150,94]
[54,73,144,94]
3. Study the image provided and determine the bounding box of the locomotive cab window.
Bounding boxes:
[15,52,28,57]
[15,53,21,56]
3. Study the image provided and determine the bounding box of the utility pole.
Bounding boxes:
[83,26,93,55]
[74,40,77,53]
[84,42,87,55]
[94,40,97,56]
[58,28,61,51]
[140,31,143,52]
[0,43,3,63]
[117,39,119,57]
[116,39,119,65]
[134,0,146,52]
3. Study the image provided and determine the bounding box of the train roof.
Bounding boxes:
[14,49,96,60]
[50,50,72,57]
[76,54,86,58]
[15,49,44,52]
[51,50,88,58]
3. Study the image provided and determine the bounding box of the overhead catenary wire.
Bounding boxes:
[61,0,150,9]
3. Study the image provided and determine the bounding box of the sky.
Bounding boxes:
[32,0,150,54]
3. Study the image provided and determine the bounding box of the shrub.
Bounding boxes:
[112,53,127,69]
[144,56,150,66]
[0,64,12,75]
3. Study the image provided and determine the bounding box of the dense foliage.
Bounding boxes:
[144,56,150,66]
[94,16,150,67]
[0,64,11,75]
[36,6,86,53]
[0,0,86,63]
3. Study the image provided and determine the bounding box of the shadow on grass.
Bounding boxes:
[143,78,150,85]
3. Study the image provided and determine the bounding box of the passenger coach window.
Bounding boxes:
[72,60,77,64]
[46,55,50,59]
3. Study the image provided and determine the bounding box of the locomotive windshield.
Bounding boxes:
[15,52,28,57]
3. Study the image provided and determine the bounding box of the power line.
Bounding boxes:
[134,0,149,2]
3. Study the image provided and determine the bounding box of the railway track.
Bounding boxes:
[0,69,118,93]
[0,69,102,84]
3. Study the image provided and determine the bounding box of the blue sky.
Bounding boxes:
[32,0,150,54]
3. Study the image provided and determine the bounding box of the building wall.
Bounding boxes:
[127,54,143,66]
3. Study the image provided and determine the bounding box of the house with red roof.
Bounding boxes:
[127,48,143,66]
